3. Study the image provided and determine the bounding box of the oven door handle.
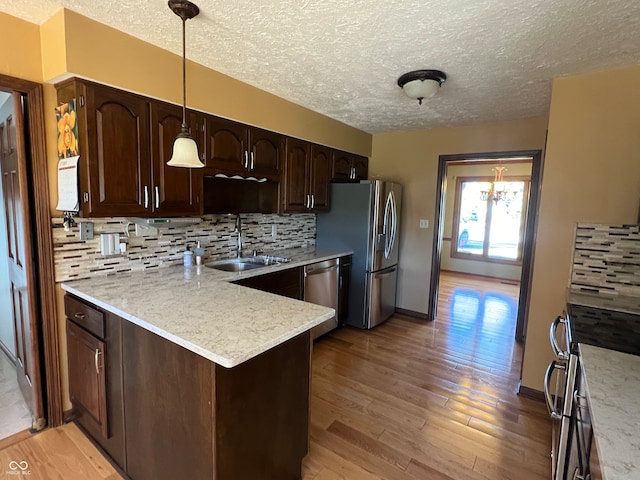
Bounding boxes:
[550,315,569,360]
[544,360,565,420]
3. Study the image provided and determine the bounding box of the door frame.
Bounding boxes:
[0,74,62,427]
[427,149,544,342]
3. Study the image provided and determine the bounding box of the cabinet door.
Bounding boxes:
[247,127,282,179]
[282,138,310,212]
[352,155,369,181]
[204,116,247,174]
[309,144,332,211]
[66,319,108,439]
[150,101,201,215]
[331,151,353,182]
[83,83,151,216]
[234,267,303,300]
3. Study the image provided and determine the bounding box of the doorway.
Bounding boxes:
[0,74,61,438]
[428,150,544,344]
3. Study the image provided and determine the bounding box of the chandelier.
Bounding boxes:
[480,166,510,203]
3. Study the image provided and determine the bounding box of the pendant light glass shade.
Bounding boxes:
[167,0,203,168]
[167,131,203,168]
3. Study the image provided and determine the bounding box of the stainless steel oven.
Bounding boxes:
[545,312,594,480]
[545,313,580,480]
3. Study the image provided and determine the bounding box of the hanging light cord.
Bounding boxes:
[181,15,188,131]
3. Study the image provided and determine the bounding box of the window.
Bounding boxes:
[452,176,529,264]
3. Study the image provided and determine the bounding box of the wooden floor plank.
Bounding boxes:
[303,271,551,479]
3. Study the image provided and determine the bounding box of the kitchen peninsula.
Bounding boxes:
[62,249,344,480]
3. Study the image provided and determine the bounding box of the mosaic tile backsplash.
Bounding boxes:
[570,224,640,296]
[53,214,316,283]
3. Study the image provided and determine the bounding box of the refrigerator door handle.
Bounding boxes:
[383,190,397,259]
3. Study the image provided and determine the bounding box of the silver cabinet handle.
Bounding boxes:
[311,194,315,209]
[550,315,569,360]
[306,194,310,209]
[350,166,355,180]
[144,186,149,209]
[244,151,249,169]
[155,186,160,209]
[74,313,86,320]
[250,151,255,170]
[94,348,101,375]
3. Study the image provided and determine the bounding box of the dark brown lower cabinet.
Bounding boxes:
[234,266,303,300]
[122,321,214,480]
[65,296,126,470]
[66,320,108,438]
[66,293,311,480]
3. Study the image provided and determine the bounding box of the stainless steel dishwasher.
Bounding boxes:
[304,258,339,340]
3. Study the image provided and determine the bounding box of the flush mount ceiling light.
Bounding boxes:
[167,0,204,168]
[397,69,447,105]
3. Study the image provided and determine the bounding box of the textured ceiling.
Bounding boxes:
[2,0,640,133]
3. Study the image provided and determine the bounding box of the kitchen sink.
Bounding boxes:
[204,255,290,273]
[208,261,265,272]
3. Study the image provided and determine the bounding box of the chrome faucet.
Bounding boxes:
[234,214,242,258]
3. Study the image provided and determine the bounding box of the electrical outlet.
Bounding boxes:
[271,224,277,238]
[419,219,429,229]
[79,222,94,240]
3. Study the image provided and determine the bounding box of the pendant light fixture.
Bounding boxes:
[167,0,204,168]
[480,166,510,203]
[397,69,447,105]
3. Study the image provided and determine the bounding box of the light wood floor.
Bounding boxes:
[0,272,550,479]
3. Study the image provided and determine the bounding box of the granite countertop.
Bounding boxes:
[567,288,640,315]
[62,247,351,368]
[579,344,640,480]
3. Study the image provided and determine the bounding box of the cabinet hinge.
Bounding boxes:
[79,95,85,107]
[83,192,89,203]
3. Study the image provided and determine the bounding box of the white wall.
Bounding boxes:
[441,162,532,280]
[0,92,16,357]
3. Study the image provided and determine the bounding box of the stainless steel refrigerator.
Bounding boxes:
[316,181,402,329]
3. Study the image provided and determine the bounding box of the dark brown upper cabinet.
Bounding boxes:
[149,101,202,216]
[57,79,152,217]
[203,117,281,180]
[331,150,368,183]
[282,138,331,213]
[56,78,202,217]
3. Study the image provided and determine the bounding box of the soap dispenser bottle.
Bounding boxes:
[183,244,193,267]
[194,241,205,265]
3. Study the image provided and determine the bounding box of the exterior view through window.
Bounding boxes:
[453,177,528,263]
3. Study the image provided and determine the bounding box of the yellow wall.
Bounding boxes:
[521,65,640,391]
[0,13,42,83]
[370,117,548,314]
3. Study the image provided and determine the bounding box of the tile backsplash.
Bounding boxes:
[570,223,640,296]
[53,213,315,283]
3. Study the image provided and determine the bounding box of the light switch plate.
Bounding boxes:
[79,222,94,240]
[419,219,429,229]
